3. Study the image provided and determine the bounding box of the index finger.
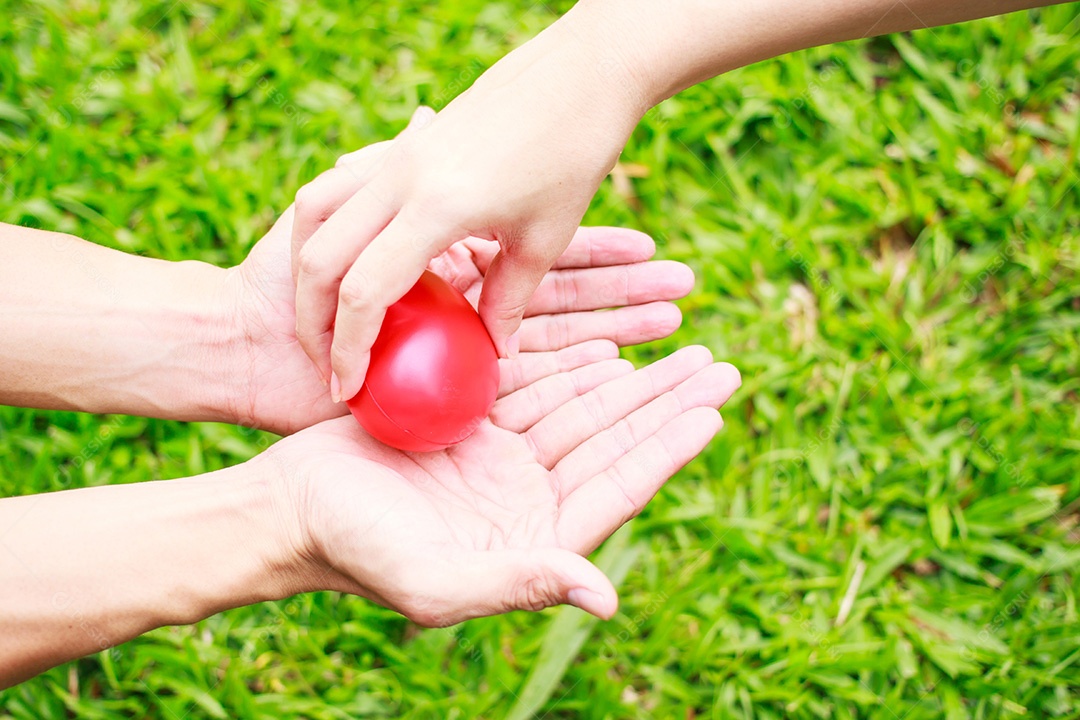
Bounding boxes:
[329,209,461,401]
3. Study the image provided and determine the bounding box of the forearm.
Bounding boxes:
[0,222,244,421]
[551,0,1065,111]
[0,460,312,687]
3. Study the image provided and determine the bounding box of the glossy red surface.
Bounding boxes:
[346,270,500,452]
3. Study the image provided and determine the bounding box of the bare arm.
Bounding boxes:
[0,203,701,433]
[0,222,243,421]
[1,345,741,687]
[297,0,1069,402]
[559,0,1062,108]
[0,462,305,687]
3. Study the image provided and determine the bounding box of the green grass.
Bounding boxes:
[2,1,1080,717]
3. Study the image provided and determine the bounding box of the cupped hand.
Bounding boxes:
[224,171,691,435]
[263,346,741,625]
[292,47,647,402]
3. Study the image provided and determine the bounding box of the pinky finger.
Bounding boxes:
[555,406,723,554]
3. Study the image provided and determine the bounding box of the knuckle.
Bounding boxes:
[581,392,611,431]
[338,275,375,312]
[394,578,453,628]
[555,272,579,309]
[400,596,447,628]
[545,315,572,350]
[329,341,356,371]
[296,245,328,280]
[412,178,479,228]
[293,183,326,222]
[509,575,558,613]
[493,297,530,323]
[405,603,450,628]
[500,360,525,397]
[610,419,637,455]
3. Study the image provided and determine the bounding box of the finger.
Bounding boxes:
[553,362,741,496]
[329,209,460,401]
[429,238,486,298]
[518,301,683,352]
[478,228,575,358]
[401,548,618,626]
[291,166,379,285]
[290,106,435,286]
[525,345,714,468]
[294,184,398,383]
[491,358,635,433]
[334,138,392,171]
[521,261,694,317]
[557,406,724,554]
[497,339,619,397]
[462,226,657,273]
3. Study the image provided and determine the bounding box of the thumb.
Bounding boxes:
[478,232,571,357]
[407,548,618,625]
[481,548,617,620]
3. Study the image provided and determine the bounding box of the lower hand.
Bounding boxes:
[264,346,741,623]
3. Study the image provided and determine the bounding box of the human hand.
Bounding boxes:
[225,211,691,434]
[292,44,649,402]
[226,155,691,434]
[265,346,741,624]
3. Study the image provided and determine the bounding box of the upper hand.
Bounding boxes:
[292,53,645,402]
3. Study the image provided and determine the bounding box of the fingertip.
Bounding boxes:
[677,344,715,365]
[330,371,342,404]
[488,320,522,358]
[582,339,620,361]
[605,227,657,260]
[589,226,656,262]
[602,592,620,620]
[666,261,696,298]
[687,405,723,434]
[656,301,684,332]
[333,350,369,404]
[619,228,656,261]
[717,361,743,390]
[628,302,684,344]
[566,585,618,620]
[480,299,527,358]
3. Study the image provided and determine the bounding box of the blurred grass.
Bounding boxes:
[2,0,1080,717]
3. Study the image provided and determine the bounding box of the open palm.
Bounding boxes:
[267,346,740,624]
[225,205,693,434]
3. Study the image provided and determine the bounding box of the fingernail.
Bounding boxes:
[567,588,607,617]
[330,372,341,403]
[506,332,520,359]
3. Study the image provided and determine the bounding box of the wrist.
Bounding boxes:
[471,21,647,160]
[0,227,249,422]
[250,441,365,598]
[148,258,251,424]
[218,458,323,604]
[544,1,664,115]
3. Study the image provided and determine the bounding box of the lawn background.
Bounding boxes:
[2,1,1079,717]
